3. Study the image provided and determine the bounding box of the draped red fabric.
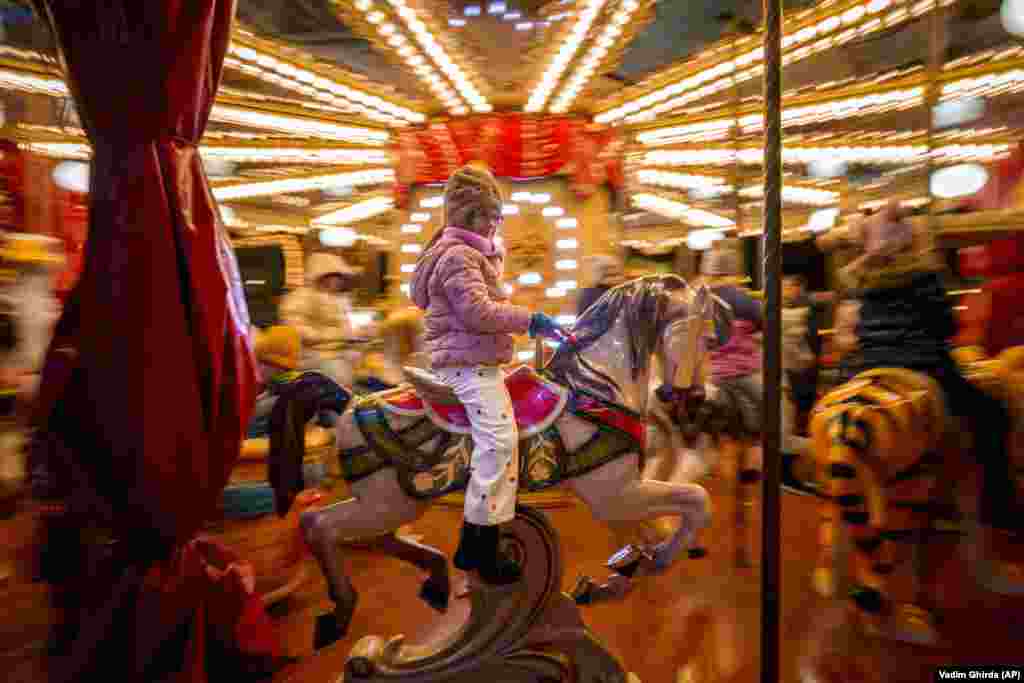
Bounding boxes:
[29,1,267,679]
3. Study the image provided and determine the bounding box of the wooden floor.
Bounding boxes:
[4,470,1024,683]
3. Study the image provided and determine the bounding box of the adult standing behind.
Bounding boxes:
[577,254,625,316]
[280,252,361,387]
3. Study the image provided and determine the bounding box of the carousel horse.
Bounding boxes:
[268,275,731,644]
[808,352,1024,646]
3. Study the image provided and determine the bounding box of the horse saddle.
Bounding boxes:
[382,365,570,438]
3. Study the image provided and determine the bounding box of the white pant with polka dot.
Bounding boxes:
[434,366,519,526]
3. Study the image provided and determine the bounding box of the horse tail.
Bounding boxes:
[268,371,351,516]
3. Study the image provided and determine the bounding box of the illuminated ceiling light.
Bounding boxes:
[488,2,507,14]
[555,314,577,326]
[401,263,416,273]
[542,206,565,217]
[449,18,467,26]
[933,97,986,129]
[368,11,386,22]
[556,238,578,249]
[808,207,840,232]
[211,105,391,144]
[504,11,522,19]
[319,227,359,247]
[530,193,551,204]
[686,229,723,251]
[527,0,609,112]
[516,22,535,30]
[555,217,577,229]
[401,284,411,296]
[555,259,578,270]
[556,280,578,290]
[808,158,848,179]
[420,195,443,208]
[593,0,946,124]
[502,204,520,215]
[517,350,535,361]
[510,191,533,202]
[401,224,422,234]
[212,168,393,201]
[314,195,394,225]
[465,5,482,15]
[632,193,735,228]
[930,163,988,198]
[519,272,543,285]
[355,0,372,10]
[546,287,567,298]
[410,212,431,222]
[51,161,90,193]
[1002,0,1024,36]
[401,243,423,254]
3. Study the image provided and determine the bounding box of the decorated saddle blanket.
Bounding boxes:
[341,366,647,499]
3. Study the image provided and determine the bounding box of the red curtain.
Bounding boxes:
[29,1,268,680]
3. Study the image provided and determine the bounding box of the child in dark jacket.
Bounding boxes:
[820,201,1018,539]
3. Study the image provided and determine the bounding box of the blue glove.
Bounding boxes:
[529,312,564,340]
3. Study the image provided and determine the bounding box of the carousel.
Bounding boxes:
[2,0,1024,681]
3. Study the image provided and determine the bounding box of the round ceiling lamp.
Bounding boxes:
[320,227,358,247]
[686,228,723,251]
[933,97,985,129]
[1002,0,1024,37]
[807,158,847,179]
[930,164,988,199]
[52,161,90,193]
[808,207,840,233]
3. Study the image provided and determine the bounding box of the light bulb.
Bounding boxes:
[519,272,542,285]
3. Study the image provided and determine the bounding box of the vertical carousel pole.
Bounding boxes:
[760,0,783,680]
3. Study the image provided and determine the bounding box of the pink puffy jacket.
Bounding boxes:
[410,227,531,368]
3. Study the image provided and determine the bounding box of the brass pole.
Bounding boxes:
[760,0,784,680]
[925,2,947,232]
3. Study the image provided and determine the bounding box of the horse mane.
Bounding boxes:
[547,274,690,399]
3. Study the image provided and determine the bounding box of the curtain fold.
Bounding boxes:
[29,1,268,680]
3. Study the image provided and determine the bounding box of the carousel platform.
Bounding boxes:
[4,471,1024,682]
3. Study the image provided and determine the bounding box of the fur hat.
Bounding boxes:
[442,164,503,235]
[255,326,301,371]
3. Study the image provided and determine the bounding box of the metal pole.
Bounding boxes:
[760,0,783,679]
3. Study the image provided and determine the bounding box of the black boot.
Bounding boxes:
[452,521,522,586]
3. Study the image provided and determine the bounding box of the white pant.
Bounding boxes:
[434,366,519,525]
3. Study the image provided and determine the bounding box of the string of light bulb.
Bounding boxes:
[639,143,1010,168]
[0,63,393,144]
[313,195,395,226]
[20,139,394,166]
[594,0,955,125]
[526,0,611,113]
[341,0,491,115]
[632,193,735,228]
[225,36,426,125]
[548,0,643,114]
[212,168,394,201]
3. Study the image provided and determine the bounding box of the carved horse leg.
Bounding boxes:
[569,453,711,593]
[299,468,434,645]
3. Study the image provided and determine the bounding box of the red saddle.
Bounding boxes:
[376,365,570,438]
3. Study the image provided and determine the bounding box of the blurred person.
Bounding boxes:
[411,164,565,586]
[818,200,1019,546]
[577,253,625,316]
[280,252,361,387]
[246,326,302,439]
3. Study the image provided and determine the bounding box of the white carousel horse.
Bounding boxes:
[268,275,731,642]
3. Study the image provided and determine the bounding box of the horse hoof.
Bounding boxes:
[347,657,377,679]
[419,577,450,612]
[571,575,595,605]
[314,612,345,651]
